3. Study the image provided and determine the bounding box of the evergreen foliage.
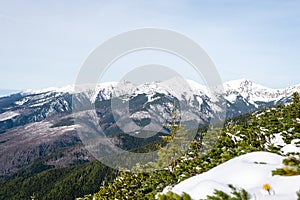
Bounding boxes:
[3,93,299,199]
[156,105,188,172]
[293,92,300,105]
[78,94,299,200]
[0,161,117,200]
[207,184,250,200]
[272,155,300,176]
[157,191,192,200]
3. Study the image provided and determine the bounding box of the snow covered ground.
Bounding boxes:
[167,152,300,200]
[0,111,19,122]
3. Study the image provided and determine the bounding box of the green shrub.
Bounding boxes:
[78,94,300,199]
[157,191,192,200]
[272,156,300,176]
[207,184,251,200]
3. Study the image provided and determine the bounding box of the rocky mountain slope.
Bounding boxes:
[0,80,299,199]
[1,79,299,133]
[0,79,299,175]
[80,92,300,200]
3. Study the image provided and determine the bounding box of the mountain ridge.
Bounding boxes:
[7,78,300,101]
[0,78,299,176]
[1,78,299,134]
[0,79,299,199]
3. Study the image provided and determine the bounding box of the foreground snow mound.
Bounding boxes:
[170,151,300,200]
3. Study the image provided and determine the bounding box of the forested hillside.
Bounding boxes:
[0,160,117,200]
[78,92,300,200]
[0,93,299,200]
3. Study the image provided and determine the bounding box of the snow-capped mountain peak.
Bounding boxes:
[1,79,299,124]
[16,79,300,104]
[223,79,300,104]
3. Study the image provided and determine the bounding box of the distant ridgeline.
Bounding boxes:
[78,92,300,200]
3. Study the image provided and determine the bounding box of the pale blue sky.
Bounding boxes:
[0,0,299,90]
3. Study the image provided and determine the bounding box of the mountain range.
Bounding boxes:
[0,79,299,176]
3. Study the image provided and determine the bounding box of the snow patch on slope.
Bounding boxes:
[168,152,300,200]
[281,139,300,154]
[0,111,19,121]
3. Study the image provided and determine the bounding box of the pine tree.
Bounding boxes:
[292,92,300,105]
[157,103,187,172]
[207,184,250,200]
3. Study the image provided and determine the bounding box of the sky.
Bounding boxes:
[0,0,300,90]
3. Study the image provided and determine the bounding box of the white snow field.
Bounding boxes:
[0,111,19,122]
[168,152,300,200]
